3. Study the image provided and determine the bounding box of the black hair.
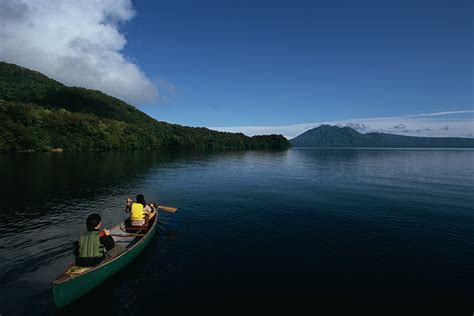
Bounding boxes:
[136,194,146,207]
[86,213,101,231]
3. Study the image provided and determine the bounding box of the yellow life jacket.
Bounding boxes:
[130,202,145,220]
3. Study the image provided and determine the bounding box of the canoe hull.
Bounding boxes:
[52,220,157,308]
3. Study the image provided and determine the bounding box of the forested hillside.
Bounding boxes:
[0,62,290,152]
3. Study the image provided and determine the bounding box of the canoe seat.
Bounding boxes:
[104,244,127,261]
[123,212,156,232]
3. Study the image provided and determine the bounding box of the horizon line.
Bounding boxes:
[209,109,474,139]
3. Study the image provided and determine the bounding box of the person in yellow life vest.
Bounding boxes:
[125,194,156,227]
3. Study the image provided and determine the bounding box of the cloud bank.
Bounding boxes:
[211,110,474,139]
[0,0,157,104]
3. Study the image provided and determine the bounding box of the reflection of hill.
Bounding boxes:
[0,150,183,219]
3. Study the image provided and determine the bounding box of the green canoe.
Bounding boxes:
[52,215,158,308]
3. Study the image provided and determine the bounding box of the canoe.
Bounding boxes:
[52,215,158,308]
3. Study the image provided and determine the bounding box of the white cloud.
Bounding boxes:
[404,110,474,118]
[0,0,158,104]
[211,110,474,139]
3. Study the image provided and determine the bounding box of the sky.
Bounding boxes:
[0,0,472,138]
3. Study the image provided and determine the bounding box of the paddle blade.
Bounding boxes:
[158,205,178,213]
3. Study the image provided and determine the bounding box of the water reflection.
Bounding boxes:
[0,150,187,216]
[1,148,473,314]
[0,148,291,314]
[0,148,202,314]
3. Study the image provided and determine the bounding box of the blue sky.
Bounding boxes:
[121,0,473,130]
[1,0,472,137]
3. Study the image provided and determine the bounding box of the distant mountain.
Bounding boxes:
[0,62,290,152]
[290,125,474,148]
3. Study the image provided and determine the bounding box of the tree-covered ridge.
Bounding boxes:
[0,62,290,152]
[0,61,63,104]
[0,62,163,125]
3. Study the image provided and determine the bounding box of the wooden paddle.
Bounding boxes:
[112,233,146,237]
[119,226,148,231]
[157,205,178,213]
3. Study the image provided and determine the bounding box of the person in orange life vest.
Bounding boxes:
[125,194,156,227]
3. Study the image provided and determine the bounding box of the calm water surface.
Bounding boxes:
[0,148,473,313]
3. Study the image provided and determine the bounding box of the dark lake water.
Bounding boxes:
[1,148,473,313]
